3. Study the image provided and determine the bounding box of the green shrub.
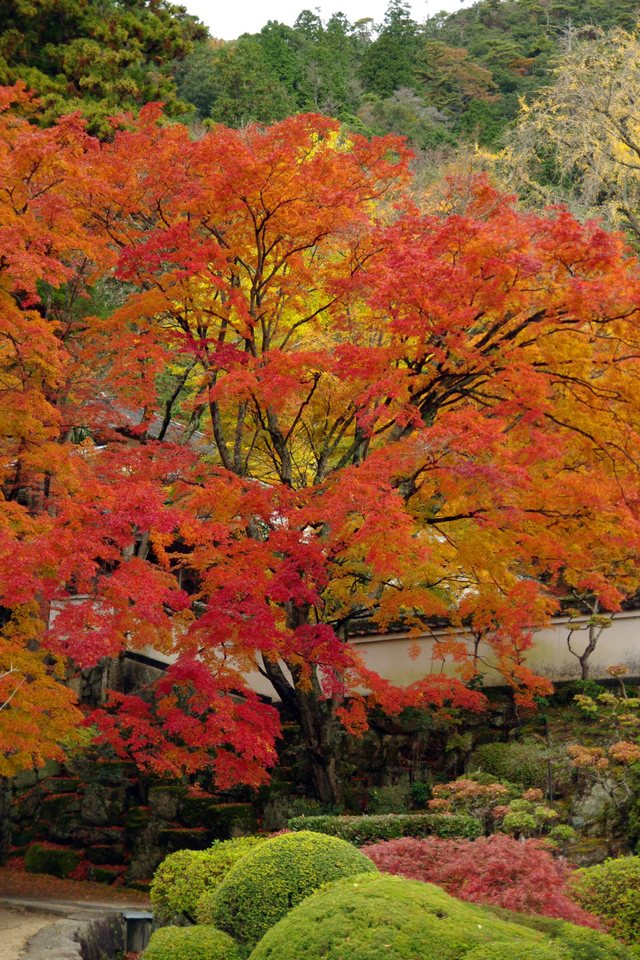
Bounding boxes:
[555,921,632,959]
[205,830,377,952]
[570,856,640,944]
[286,812,482,844]
[143,925,240,960]
[465,945,564,960]
[408,780,431,808]
[367,784,410,814]
[150,837,265,923]
[483,906,630,959]
[469,742,549,789]
[248,873,550,960]
[502,811,539,837]
[24,844,80,879]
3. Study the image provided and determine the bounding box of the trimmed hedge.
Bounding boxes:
[248,873,545,960]
[287,812,482,844]
[205,830,377,952]
[143,925,240,960]
[150,837,265,924]
[570,856,640,944]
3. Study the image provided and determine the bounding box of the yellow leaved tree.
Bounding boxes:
[507,26,640,242]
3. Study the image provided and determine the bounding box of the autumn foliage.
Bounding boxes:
[2,84,640,795]
[362,835,600,927]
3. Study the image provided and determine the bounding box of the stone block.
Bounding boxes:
[157,827,213,852]
[85,844,126,865]
[207,802,258,838]
[80,783,126,825]
[11,788,42,820]
[42,777,82,794]
[70,758,138,784]
[75,826,125,846]
[148,785,183,820]
[40,793,82,819]
[124,806,151,847]
[42,816,81,845]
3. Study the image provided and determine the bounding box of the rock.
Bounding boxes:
[148,786,183,820]
[80,784,126,825]
[85,844,126,865]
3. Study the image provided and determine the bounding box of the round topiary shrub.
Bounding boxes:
[465,945,564,960]
[205,830,378,952]
[150,837,265,923]
[569,857,640,944]
[143,925,240,960]
[248,873,549,960]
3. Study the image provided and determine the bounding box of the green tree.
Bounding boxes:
[0,0,206,134]
[360,0,419,97]
[175,39,294,125]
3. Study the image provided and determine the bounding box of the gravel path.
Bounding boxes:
[0,904,58,960]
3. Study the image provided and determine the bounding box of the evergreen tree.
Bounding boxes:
[175,39,294,126]
[0,0,206,134]
[360,0,420,97]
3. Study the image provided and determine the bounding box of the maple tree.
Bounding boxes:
[568,682,640,820]
[3,89,640,801]
[0,87,278,784]
[362,834,601,926]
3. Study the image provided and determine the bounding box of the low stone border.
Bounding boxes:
[24,911,124,960]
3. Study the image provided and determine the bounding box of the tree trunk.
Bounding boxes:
[0,777,10,864]
[294,684,342,807]
[259,636,343,808]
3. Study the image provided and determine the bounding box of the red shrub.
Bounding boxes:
[362,834,600,927]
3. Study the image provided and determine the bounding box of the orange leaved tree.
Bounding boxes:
[3,92,640,801]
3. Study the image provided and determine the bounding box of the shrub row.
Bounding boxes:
[287,812,483,844]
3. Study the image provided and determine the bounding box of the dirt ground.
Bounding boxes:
[0,904,58,960]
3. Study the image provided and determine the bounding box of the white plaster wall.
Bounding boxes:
[136,611,640,700]
[348,611,640,688]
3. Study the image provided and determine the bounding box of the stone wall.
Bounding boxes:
[8,757,257,887]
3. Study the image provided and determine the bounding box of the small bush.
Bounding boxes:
[143,925,240,960]
[24,844,80,879]
[248,873,551,960]
[367,784,410,814]
[205,830,377,952]
[150,837,265,923]
[362,835,600,926]
[287,811,482,844]
[570,856,640,943]
[470,742,549,789]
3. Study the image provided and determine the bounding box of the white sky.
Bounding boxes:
[183,0,473,41]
